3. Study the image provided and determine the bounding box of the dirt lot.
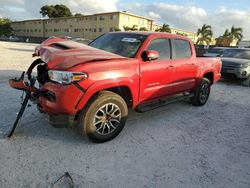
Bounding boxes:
[0,41,250,187]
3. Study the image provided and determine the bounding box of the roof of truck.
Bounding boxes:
[109,31,192,41]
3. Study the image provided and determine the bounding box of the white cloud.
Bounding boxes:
[148,11,161,19]
[207,8,250,39]
[119,2,250,40]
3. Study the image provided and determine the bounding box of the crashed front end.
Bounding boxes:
[8,37,126,136]
[9,57,86,128]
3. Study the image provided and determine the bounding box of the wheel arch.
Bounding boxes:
[75,81,137,114]
[202,71,214,84]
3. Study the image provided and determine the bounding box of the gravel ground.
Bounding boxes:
[0,41,250,188]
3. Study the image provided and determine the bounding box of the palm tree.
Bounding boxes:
[230,26,243,42]
[123,25,138,31]
[155,24,171,33]
[216,29,231,46]
[139,27,148,31]
[130,25,138,31]
[216,26,243,46]
[123,26,130,31]
[196,24,213,45]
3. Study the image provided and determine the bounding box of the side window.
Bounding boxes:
[174,39,192,59]
[147,38,171,60]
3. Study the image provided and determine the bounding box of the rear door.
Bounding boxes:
[139,37,175,102]
[171,38,198,92]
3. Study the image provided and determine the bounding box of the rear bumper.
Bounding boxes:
[38,82,84,116]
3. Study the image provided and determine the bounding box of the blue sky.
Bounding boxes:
[0,0,250,39]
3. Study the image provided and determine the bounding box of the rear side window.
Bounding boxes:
[147,38,171,60]
[174,39,192,59]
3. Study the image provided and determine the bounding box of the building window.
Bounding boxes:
[34,29,37,32]
[94,28,96,32]
[99,27,104,32]
[110,14,117,20]
[39,29,41,32]
[94,17,97,21]
[99,16,105,20]
[124,16,129,22]
[139,19,145,25]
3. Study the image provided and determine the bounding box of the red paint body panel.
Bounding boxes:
[32,33,221,116]
[39,82,84,115]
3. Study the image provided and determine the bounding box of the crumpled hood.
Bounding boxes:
[38,38,127,70]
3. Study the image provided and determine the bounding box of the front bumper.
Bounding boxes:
[38,82,84,116]
[221,66,250,79]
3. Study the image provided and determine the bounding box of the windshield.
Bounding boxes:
[222,49,250,60]
[89,33,147,58]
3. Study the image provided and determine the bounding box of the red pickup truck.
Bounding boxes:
[10,32,221,142]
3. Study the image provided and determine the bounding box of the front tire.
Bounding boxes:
[78,91,128,143]
[191,78,211,106]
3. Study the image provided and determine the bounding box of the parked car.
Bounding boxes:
[203,47,228,57]
[9,36,20,42]
[9,32,221,142]
[220,48,250,86]
[0,35,9,41]
[195,45,210,57]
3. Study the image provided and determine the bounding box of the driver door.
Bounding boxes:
[139,38,175,103]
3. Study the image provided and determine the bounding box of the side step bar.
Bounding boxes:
[135,92,194,113]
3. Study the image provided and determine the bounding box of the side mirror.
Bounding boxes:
[143,50,159,61]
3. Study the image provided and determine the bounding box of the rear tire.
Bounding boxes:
[78,91,128,143]
[241,76,250,87]
[191,78,211,106]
